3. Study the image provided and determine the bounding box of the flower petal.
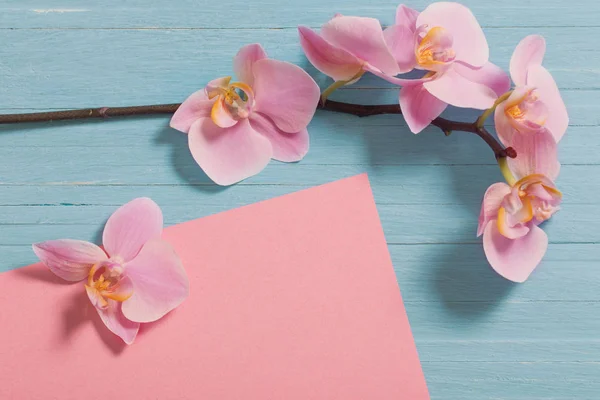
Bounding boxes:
[395,4,420,27]
[477,182,512,237]
[298,26,364,82]
[454,61,511,97]
[483,221,548,283]
[188,117,273,186]
[510,35,546,87]
[32,239,107,282]
[249,112,309,162]
[494,100,516,147]
[399,83,448,134]
[424,67,497,109]
[104,275,134,302]
[526,64,569,142]
[252,58,320,133]
[383,24,417,73]
[507,128,560,181]
[417,2,488,67]
[320,16,400,76]
[210,97,239,128]
[365,64,434,86]
[122,239,189,323]
[170,90,215,133]
[496,206,531,239]
[85,285,109,310]
[205,76,232,97]
[102,198,164,262]
[233,43,267,86]
[90,296,140,345]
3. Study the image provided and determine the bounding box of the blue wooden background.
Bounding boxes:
[0,1,598,398]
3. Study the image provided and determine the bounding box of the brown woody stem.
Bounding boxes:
[0,101,514,159]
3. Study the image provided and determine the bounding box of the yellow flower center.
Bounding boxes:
[207,78,254,125]
[415,26,456,71]
[506,103,525,120]
[85,262,132,309]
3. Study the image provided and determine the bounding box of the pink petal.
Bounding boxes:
[320,16,400,76]
[365,64,434,86]
[496,207,531,240]
[122,239,189,323]
[210,97,239,128]
[383,24,417,73]
[252,58,320,133]
[510,35,546,87]
[494,99,516,146]
[477,183,512,237]
[399,83,448,134]
[249,112,309,162]
[170,90,215,133]
[417,2,488,67]
[32,239,107,282]
[507,128,560,181]
[233,43,267,86]
[89,296,140,345]
[483,222,548,283]
[526,65,569,142]
[454,62,511,97]
[104,275,135,302]
[395,4,420,27]
[424,67,497,109]
[188,117,273,186]
[102,198,164,263]
[85,285,108,310]
[205,76,232,96]
[298,26,363,82]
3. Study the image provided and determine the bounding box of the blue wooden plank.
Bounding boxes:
[1,121,598,165]
[0,164,593,205]
[0,0,596,28]
[422,361,600,400]
[0,202,593,246]
[0,163,594,204]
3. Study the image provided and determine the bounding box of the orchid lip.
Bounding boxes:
[208,78,255,127]
[414,25,456,72]
[86,260,132,307]
[504,88,549,133]
[496,174,562,239]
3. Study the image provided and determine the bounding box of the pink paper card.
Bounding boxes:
[0,174,430,399]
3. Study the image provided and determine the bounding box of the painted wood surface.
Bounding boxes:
[0,1,598,398]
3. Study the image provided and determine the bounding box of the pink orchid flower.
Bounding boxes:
[494,35,569,145]
[378,3,510,133]
[170,44,320,186]
[298,15,401,88]
[32,198,189,344]
[478,130,562,282]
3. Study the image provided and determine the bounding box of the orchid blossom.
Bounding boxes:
[33,198,189,344]
[170,44,320,186]
[494,35,569,144]
[478,130,562,282]
[376,3,510,133]
[298,15,401,100]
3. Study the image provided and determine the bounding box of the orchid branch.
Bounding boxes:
[0,101,514,159]
[318,100,516,159]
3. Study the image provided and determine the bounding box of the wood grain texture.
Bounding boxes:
[0,1,598,399]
